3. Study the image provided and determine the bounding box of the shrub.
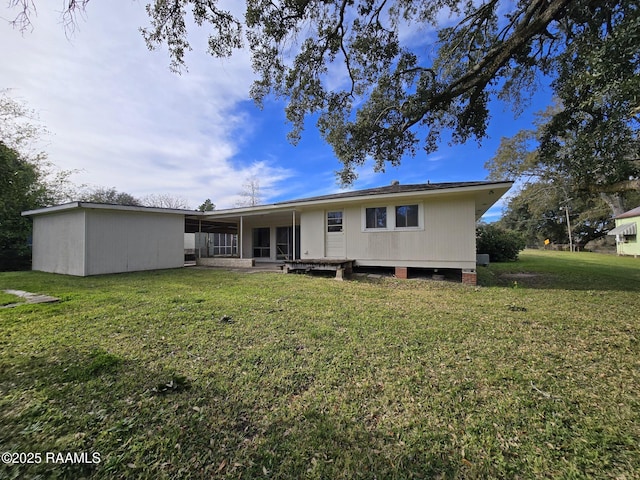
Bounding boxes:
[476,224,526,262]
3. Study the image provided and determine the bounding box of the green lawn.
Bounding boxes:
[1,250,639,479]
[0,291,24,307]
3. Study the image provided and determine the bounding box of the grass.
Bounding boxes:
[0,291,24,307]
[0,250,639,479]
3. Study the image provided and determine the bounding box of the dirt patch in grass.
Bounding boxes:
[501,272,540,279]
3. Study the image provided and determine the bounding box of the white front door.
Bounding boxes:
[325,210,345,258]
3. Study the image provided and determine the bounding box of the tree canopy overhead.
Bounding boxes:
[7,1,640,185]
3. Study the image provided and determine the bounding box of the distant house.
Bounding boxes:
[23,180,512,284]
[607,206,640,257]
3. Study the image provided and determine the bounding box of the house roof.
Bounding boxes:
[273,181,508,204]
[22,181,513,221]
[22,201,194,217]
[615,205,640,220]
[206,180,513,221]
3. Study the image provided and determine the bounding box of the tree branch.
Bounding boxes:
[402,0,571,132]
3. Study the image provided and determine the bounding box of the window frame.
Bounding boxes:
[364,206,388,230]
[395,204,420,229]
[361,202,424,232]
[327,211,344,233]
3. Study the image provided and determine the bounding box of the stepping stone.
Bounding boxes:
[2,289,60,308]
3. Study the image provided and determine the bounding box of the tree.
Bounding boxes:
[1,92,76,270]
[1,90,76,205]
[485,102,639,210]
[7,1,639,184]
[197,199,215,212]
[79,187,141,206]
[142,193,190,209]
[497,182,621,247]
[0,143,39,269]
[236,176,261,207]
[486,103,640,247]
[539,2,640,201]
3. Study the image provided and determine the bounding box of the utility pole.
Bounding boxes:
[561,206,573,252]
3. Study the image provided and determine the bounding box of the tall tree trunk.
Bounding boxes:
[600,192,626,217]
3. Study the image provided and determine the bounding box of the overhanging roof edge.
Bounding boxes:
[203,181,513,219]
[23,202,197,217]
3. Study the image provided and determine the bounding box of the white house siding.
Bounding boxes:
[32,210,86,276]
[83,209,184,275]
[299,194,477,269]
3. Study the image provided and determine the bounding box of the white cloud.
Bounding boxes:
[0,1,292,210]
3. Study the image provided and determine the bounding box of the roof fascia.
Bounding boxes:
[23,202,195,217]
[283,181,513,209]
[22,202,82,217]
[203,182,513,219]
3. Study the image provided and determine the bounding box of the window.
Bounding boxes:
[327,211,343,232]
[212,233,237,256]
[252,227,270,258]
[395,205,419,228]
[366,207,387,229]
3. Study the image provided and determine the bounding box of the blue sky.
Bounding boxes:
[1,1,552,220]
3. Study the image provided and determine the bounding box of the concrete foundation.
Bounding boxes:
[196,257,255,268]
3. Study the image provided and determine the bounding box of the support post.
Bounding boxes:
[395,267,408,279]
[239,216,244,259]
[462,269,477,286]
[564,206,573,252]
[292,210,296,261]
[197,219,202,259]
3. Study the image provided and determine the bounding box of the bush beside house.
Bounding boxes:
[477,224,526,262]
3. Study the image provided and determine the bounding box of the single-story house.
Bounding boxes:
[607,205,640,257]
[22,180,512,284]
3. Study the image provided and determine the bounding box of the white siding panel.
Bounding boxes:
[84,210,184,275]
[424,197,476,262]
[31,210,86,276]
[342,196,477,269]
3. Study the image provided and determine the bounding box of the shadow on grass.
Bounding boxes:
[247,409,461,479]
[0,345,466,480]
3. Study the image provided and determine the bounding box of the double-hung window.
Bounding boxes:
[365,207,387,229]
[327,211,343,232]
[395,205,419,228]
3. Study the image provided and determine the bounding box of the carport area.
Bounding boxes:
[184,207,301,268]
